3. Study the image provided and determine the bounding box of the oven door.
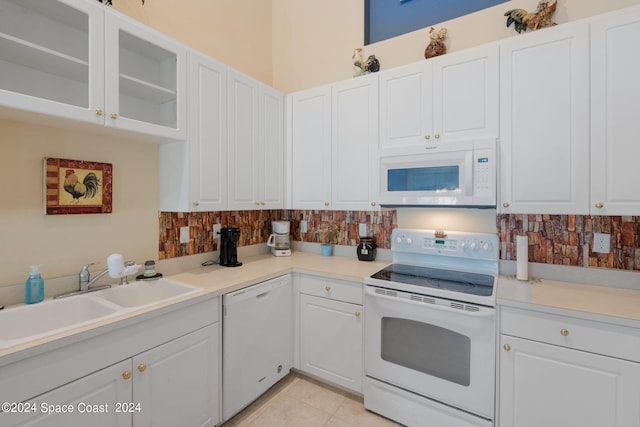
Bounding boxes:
[364,285,496,420]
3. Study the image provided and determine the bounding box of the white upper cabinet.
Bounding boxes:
[0,0,104,123]
[228,70,284,210]
[290,75,378,211]
[105,12,187,140]
[0,0,187,140]
[159,51,227,212]
[590,6,640,215]
[290,85,333,210]
[259,84,285,210]
[331,74,379,211]
[499,22,590,214]
[379,45,498,156]
[189,52,228,211]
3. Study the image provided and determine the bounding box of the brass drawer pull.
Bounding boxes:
[560,329,569,337]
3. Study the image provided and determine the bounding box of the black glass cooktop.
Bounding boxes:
[371,264,494,296]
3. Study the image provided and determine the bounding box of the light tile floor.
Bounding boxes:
[221,372,403,427]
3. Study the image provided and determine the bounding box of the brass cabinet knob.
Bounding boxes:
[324,202,330,206]
[355,311,361,318]
[595,202,604,209]
[502,202,510,208]
[325,286,331,292]
[425,135,431,140]
[122,371,131,380]
[138,364,147,373]
[193,201,200,207]
[371,202,376,207]
[95,108,103,116]
[560,329,569,337]
[434,133,440,139]
[503,344,511,351]
[110,113,118,119]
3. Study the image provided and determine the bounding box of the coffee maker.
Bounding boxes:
[267,221,291,256]
[220,227,242,267]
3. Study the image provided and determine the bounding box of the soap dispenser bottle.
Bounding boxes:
[25,265,44,304]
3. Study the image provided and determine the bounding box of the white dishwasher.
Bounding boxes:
[222,275,293,421]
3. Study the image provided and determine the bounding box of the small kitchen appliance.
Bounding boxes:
[220,227,242,267]
[267,221,291,257]
[357,237,376,261]
[364,228,499,427]
[379,138,497,207]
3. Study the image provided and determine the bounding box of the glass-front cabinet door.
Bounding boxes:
[0,0,104,123]
[104,12,187,140]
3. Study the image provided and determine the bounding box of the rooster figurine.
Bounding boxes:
[63,169,100,203]
[352,48,380,76]
[505,0,558,33]
[424,27,447,59]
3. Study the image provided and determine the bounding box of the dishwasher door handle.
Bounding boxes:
[256,290,271,299]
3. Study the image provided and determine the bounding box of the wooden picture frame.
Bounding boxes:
[44,157,113,214]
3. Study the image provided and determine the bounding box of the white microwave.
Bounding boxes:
[379,139,497,207]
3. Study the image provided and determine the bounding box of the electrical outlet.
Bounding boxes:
[300,220,307,233]
[359,223,368,237]
[213,223,221,239]
[593,232,611,253]
[179,226,190,244]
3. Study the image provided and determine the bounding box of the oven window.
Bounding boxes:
[381,317,470,386]
[387,166,459,192]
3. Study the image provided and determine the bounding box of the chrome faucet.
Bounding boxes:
[79,262,110,291]
[54,262,112,299]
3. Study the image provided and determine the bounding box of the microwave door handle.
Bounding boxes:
[464,152,473,196]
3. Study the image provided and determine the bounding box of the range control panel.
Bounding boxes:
[392,228,499,262]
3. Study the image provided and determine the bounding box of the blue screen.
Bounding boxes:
[365,0,508,44]
[388,166,459,192]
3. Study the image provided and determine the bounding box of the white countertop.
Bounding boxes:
[0,252,387,361]
[498,275,640,328]
[3,250,639,362]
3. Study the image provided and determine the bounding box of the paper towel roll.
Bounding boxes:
[516,235,529,281]
[107,253,125,278]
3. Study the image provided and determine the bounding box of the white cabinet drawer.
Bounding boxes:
[500,306,640,362]
[299,274,363,305]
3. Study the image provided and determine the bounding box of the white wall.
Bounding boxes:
[0,119,159,287]
[272,0,639,92]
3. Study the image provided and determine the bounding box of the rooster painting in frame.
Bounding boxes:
[44,157,113,214]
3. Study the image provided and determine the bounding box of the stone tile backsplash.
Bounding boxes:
[160,211,639,272]
[498,214,640,271]
[158,209,398,260]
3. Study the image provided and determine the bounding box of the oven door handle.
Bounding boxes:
[365,286,495,318]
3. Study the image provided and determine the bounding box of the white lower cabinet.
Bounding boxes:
[298,275,363,393]
[132,325,219,427]
[0,298,221,427]
[2,360,131,427]
[2,325,219,427]
[498,307,640,427]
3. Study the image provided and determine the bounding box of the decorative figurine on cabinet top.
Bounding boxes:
[424,27,448,59]
[352,48,381,76]
[504,0,557,33]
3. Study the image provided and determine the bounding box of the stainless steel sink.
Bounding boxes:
[0,295,120,349]
[92,278,201,308]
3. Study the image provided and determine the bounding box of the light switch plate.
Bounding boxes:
[593,232,611,253]
[359,223,368,237]
[300,220,307,233]
[179,226,190,244]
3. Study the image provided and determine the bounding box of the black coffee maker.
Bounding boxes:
[220,227,242,267]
